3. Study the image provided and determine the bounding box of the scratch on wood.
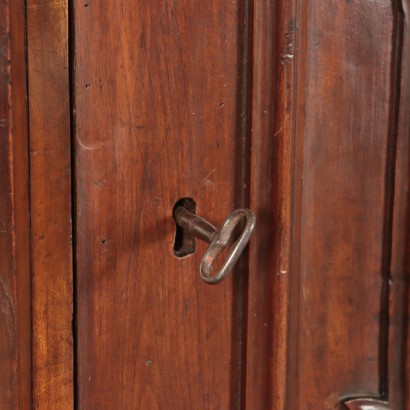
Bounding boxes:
[77,137,99,151]
[200,168,216,185]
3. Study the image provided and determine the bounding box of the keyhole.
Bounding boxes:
[173,197,196,258]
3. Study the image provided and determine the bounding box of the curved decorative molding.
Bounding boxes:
[342,398,390,410]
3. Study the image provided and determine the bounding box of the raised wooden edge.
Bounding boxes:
[246,0,299,408]
[0,0,31,407]
[27,0,74,408]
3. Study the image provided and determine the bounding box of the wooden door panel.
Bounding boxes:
[2,0,410,408]
[285,1,410,408]
[74,1,248,408]
[69,0,410,409]
[244,0,409,407]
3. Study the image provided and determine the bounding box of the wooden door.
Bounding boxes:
[1,0,410,409]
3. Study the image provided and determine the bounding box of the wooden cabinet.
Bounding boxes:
[1,0,409,408]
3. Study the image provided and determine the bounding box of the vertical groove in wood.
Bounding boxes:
[27,0,74,407]
[0,0,31,407]
[379,0,405,400]
[246,0,276,406]
[389,1,410,408]
[285,1,309,408]
[232,0,252,408]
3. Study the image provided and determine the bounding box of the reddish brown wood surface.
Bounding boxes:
[74,1,249,408]
[0,0,31,407]
[246,0,296,408]
[247,0,409,407]
[0,0,408,407]
[390,2,410,409]
[27,0,74,408]
[285,1,408,408]
[33,0,408,409]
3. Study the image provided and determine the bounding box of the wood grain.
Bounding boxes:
[27,0,74,408]
[74,1,248,408]
[0,0,31,407]
[246,0,296,408]
[389,1,410,408]
[286,1,404,408]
